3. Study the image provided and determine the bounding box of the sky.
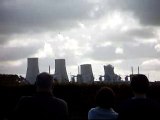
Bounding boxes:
[1,0,160,81]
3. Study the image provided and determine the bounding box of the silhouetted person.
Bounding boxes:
[14,72,68,120]
[88,87,118,120]
[117,74,160,120]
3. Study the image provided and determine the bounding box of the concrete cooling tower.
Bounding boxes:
[26,58,39,84]
[80,64,94,83]
[54,59,69,83]
[104,64,115,82]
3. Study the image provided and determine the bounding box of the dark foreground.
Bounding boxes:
[0,82,160,120]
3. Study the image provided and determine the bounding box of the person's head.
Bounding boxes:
[95,87,115,109]
[131,74,149,94]
[35,72,53,93]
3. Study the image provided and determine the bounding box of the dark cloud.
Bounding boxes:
[0,61,27,75]
[92,26,155,45]
[1,0,160,36]
[0,44,43,62]
[1,0,159,43]
[122,43,159,59]
[0,0,95,35]
[0,34,10,44]
[84,45,120,61]
[104,31,134,43]
[126,27,155,39]
[105,0,160,26]
[124,0,160,26]
[85,43,160,61]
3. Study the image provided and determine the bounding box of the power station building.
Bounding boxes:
[26,58,39,84]
[78,64,94,83]
[25,57,121,84]
[53,59,69,83]
[103,64,121,82]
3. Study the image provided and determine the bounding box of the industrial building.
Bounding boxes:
[103,64,121,82]
[25,57,123,84]
[77,64,94,83]
[53,59,69,83]
[26,58,39,84]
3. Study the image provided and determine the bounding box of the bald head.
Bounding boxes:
[35,72,53,92]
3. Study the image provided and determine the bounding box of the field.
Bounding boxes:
[0,82,160,120]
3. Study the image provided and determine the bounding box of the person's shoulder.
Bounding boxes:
[18,96,33,102]
[52,97,68,106]
[50,97,68,115]
[14,96,33,111]
[88,107,97,113]
[88,107,118,120]
[88,107,98,120]
[53,97,66,102]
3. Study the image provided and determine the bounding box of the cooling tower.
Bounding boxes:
[80,64,94,83]
[54,59,69,83]
[26,58,39,84]
[104,64,115,82]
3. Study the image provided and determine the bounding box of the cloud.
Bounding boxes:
[122,43,160,59]
[126,27,155,39]
[155,44,160,52]
[141,59,160,71]
[1,0,160,36]
[0,43,43,62]
[0,59,27,75]
[0,34,10,44]
[115,47,123,54]
[126,0,160,26]
[0,0,96,35]
[84,41,160,62]
[106,0,160,26]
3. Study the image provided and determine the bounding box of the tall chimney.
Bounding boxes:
[54,59,69,83]
[131,66,133,75]
[26,58,39,84]
[49,65,50,74]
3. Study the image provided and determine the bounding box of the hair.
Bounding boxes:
[35,72,53,89]
[95,87,115,109]
[131,74,149,94]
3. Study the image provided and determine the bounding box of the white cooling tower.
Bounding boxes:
[80,64,94,83]
[54,59,69,83]
[26,58,39,84]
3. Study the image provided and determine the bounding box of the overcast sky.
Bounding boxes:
[1,0,160,81]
